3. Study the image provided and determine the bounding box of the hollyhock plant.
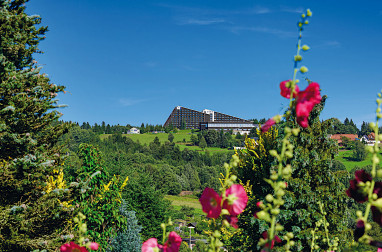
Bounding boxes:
[162,231,182,252]
[280,80,299,99]
[142,238,162,252]
[224,215,239,229]
[279,81,321,128]
[261,231,282,250]
[199,187,222,219]
[295,82,321,128]
[60,242,89,252]
[346,170,372,203]
[223,184,248,216]
[261,118,276,133]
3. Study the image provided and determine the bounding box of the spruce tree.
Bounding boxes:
[0,0,70,250]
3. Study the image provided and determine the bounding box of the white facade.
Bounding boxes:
[129,127,140,134]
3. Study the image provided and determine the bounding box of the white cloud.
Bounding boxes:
[118,98,147,107]
[280,6,305,14]
[227,26,294,38]
[177,18,226,25]
[314,41,341,48]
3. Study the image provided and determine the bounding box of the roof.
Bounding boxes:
[330,134,358,142]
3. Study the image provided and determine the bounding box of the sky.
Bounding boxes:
[26,0,382,127]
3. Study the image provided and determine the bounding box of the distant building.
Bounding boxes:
[128,127,140,134]
[330,134,358,145]
[164,106,257,132]
[361,133,381,146]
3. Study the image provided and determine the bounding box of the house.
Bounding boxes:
[129,127,140,134]
[330,134,358,145]
[361,133,381,146]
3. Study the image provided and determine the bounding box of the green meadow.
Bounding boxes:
[335,149,382,171]
[164,195,204,215]
[100,130,233,154]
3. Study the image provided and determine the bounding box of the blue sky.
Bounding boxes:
[27,0,382,127]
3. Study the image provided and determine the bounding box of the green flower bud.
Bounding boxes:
[373,193,379,200]
[292,128,300,136]
[298,22,302,28]
[366,223,372,230]
[271,208,280,215]
[276,223,284,231]
[301,14,306,18]
[221,209,230,216]
[269,150,278,157]
[294,55,302,61]
[266,194,274,202]
[213,230,221,238]
[304,20,309,24]
[373,156,380,164]
[314,245,319,250]
[270,173,279,180]
[300,66,308,73]
[307,9,312,17]
[287,232,294,239]
[370,122,376,128]
[290,241,295,246]
[276,189,285,197]
[302,45,310,51]
[377,170,382,178]
[230,175,237,182]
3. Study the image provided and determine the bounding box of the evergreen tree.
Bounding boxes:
[199,136,207,150]
[168,132,174,143]
[0,1,71,250]
[107,200,142,252]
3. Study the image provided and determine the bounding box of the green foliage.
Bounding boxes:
[107,200,142,252]
[123,175,172,240]
[72,144,128,251]
[352,141,367,161]
[199,136,207,150]
[168,132,174,143]
[0,1,71,250]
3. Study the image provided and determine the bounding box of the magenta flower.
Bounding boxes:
[346,170,372,203]
[295,82,321,128]
[142,238,162,252]
[89,242,99,250]
[280,80,299,99]
[223,184,248,216]
[200,187,222,218]
[224,215,239,229]
[261,231,282,250]
[60,242,88,252]
[261,118,276,133]
[163,231,182,252]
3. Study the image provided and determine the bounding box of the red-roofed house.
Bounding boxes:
[330,134,358,145]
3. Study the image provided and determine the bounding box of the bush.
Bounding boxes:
[352,141,367,161]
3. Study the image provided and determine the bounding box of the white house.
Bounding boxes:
[129,127,140,134]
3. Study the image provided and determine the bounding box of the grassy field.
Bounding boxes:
[335,149,382,171]
[100,130,233,154]
[165,195,204,215]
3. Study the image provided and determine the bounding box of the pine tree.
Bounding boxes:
[0,0,70,250]
[107,201,142,252]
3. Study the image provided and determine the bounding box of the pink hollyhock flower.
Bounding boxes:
[346,170,372,203]
[261,118,276,133]
[199,187,222,218]
[354,220,365,241]
[280,80,300,99]
[60,242,88,252]
[224,215,239,229]
[223,184,248,216]
[163,231,182,252]
[261,231,281,250]
[295,82,321,128]
[142,238,162,252]
[89,242,99,250]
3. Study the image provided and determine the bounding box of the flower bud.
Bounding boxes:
[300,66,308,73]
[307,9,312,17]
[271,208,280,215]
[276,223,284,231]
[270,174,278,180]
[304,20,309,24]
[302,45,310,51]
[292,128,300,136]
[370,122,375,128]
[290,241,295,246]
[294,55,302,61]
[365,223,372,231]
[269,150,278,157]
[301,14,306,18]
[287,232,294,239]
[377,170,382,178]
[221,209,230,215]
[298,22,302,28]
[266,194,274,202]
[256,201,264,208]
